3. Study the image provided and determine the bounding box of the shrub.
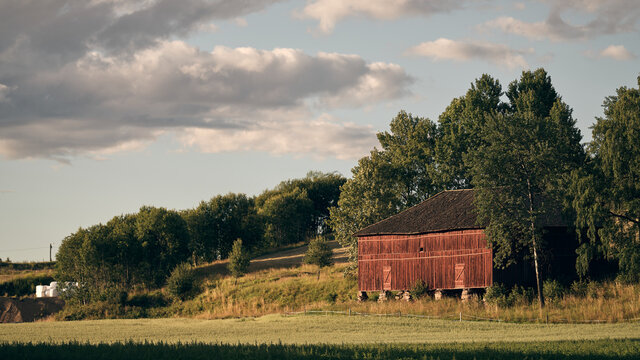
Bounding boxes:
[409,279,429,299]
[508,285,534,306]
[570,280,588,297]
[543,279,565,303]
[325,292,338,303]
[0,275,54,297]
[167,263,200,301]
[228,239,250,279]
[304,236,334,268]
[127,293,168,308]
[484,283,510,307]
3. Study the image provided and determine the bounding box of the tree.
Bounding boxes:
[435,74,504,189]
[258,188,314,247]
[135,206,190,286]
[183,193,260,263]
[228,238,250,282]
[570,76,640,281]
[329,111,440,265]
[467,69,584,308]
[304,236,334,279]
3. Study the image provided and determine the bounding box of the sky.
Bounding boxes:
[1,0,639,262]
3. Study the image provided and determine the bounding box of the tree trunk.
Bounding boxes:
[527,179,545,309]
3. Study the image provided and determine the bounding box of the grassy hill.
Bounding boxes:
[49,239,640,324]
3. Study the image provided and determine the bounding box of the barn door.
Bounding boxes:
[455,263,465,288]
[383,266,392,290]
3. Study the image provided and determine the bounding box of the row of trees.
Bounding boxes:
[55,172,345,298]
[330,69,640,305]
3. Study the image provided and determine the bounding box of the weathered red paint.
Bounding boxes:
[357,230,493,291]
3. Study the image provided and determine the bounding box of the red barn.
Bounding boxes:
[354,189,573,297]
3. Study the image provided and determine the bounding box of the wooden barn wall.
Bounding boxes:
[357,230,492,291]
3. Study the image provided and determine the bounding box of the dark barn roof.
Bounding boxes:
[354,189,566,237]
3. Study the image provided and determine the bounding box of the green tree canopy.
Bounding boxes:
[182,193,260,263]
[329,111,440,264]
[228,238,250,279]
[467,68,584,307]
[570,76,640,281]
[303,236,334,269]
[435,74,504,188]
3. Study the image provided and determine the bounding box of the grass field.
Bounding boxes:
[2,340,640,360]
[2,314,640,344]
[2,315,640,359]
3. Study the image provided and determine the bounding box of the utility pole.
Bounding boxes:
[49,243,52,262]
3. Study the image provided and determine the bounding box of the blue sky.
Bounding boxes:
[1,0,639,261]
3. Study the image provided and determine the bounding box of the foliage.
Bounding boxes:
[0,275,54,297]
[166,263,200,301]
[255,172,345,248]
[543,279,565,303]
[0,261,55,272]
[569,76,640,281]
[182,193,261,264]
[484,283,510,307]
[303,236,334,269]
[330,111,440,264]
[258,188,314,247]
[227,239,250,279]
[435,74,505,189]
[468,69,584,306]
[409,279,429,299]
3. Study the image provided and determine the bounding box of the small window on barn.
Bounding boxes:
[419,247,424,252]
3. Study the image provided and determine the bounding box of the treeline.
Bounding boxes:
[55,172,345,297]
[330,69,640,287]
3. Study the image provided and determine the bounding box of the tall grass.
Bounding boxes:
[57,261,640,323]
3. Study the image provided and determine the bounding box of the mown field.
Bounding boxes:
[2,314,640,344]
[1,315,640,359]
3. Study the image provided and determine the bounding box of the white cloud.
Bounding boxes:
[296,0,466,34]
[406,38,532,69]
[0,41,412,160]
[178,114,377,160]
[482,0,640,41]
[599,45,636,60]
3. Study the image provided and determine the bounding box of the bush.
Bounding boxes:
[484,283,510,307]
[543,279,565,303]
[0,275,54,297]
[166,263,200,301]
[508,285,534,306]
[570,280,588,297]
[304,236,334,268]
[228,239,250,279]
[325,292,338,303]
[127,293,168,308]
[409,279,429,299]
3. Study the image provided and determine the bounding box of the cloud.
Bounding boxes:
[0,40,412,160]
[295,0,467,34]
[599,45,636,60]
[0,0,413,161]
[179,114,378,160]
[406,38,532,69]
[482,0,640,41]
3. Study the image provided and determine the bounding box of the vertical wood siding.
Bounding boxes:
[357,230,493,291]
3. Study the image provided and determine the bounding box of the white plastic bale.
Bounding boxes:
[49,281,58,289]
[35,285,47,298]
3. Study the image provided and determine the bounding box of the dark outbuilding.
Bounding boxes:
[354,189,575,297]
